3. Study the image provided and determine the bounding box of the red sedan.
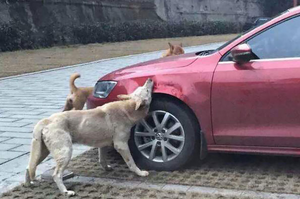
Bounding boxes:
[87,6,300,170]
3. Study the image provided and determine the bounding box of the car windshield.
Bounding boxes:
[215,9,290,51]
[215,34,242,51]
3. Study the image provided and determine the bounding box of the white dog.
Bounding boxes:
[25,79,154,196]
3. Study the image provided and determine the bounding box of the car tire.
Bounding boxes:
[129,97,200,171]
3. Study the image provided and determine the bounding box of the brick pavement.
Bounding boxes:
[0,43,222,194]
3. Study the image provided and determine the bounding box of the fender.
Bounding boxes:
[153,82,186,102]
[153,83,208,160]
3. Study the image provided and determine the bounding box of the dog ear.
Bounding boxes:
[179,43,183,47]
[135,98,144,110]
[168,42,174,51]
[117,94,131,100]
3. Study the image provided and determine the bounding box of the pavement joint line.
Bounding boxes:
[20,123,34,128]
[0,152,29,165]
[7,144,24,151]
[12,118,23,122]
[0,132,30,136]
[0,159,11,165]
[0,42,224,82]
[65,176,300,199]
[0,137,12,143]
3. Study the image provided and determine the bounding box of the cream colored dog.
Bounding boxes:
[25,79,154,196]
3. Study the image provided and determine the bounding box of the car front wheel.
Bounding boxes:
[129,98,199,171]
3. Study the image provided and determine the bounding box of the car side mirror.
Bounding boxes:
[231,44,253,64]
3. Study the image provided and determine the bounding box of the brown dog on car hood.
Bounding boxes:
[162,42,185,57]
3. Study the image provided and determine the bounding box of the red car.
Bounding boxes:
[87,6,300,170]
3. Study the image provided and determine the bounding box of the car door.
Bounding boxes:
[212,15,300,147]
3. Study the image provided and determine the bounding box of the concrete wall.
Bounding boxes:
[0,0,159,29]
[155,0,264,24]
[0,0,264,29]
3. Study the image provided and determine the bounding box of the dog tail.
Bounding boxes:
[26,119,50,184]
[69,73,81,93]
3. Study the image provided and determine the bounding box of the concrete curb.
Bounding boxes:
[64,176,300,199]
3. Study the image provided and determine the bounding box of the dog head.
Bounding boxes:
[162,42,185,57]
[118,78,154,110]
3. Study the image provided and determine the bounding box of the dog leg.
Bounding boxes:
[52,146,74,196]
[114,142,149,177]
[53,166,75,196]
[98,147,112,171]
[44,131,75,196]
[26,138,49,185]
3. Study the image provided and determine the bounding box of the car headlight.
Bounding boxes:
[93,81,117,98]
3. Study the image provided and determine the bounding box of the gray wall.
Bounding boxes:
[0,0,159,29]
[0,0,264,29]
[155,0,264,24]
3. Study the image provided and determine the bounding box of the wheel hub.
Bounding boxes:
[155,132,163,140]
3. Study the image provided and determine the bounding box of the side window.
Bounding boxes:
[247,16,300,59]
[222,51,233,62]
[221,15,300,62]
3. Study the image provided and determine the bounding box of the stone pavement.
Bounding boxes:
[0,43,222,194]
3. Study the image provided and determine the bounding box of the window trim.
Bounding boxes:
[219,57,300,65]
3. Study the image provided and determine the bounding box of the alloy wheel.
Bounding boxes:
[134,110,185,163]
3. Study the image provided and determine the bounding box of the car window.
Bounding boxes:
[221,15,300,62]
[217,9,289,53]
[247,15,300,59]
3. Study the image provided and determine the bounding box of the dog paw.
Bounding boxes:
[24,181,35,187]
[65,190,76,197]
[138,170,149,177]
[104,165,113,171]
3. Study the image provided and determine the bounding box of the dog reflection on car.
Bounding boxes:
[26,78,154,196]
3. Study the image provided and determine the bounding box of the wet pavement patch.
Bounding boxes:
[68,148,300,195]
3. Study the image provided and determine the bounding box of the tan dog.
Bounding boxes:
[162,42,185,57]
[63,73,93,111]
[25,79,154,196]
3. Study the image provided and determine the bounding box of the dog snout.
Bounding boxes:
[143,78,154,91]
[147,78,153,83]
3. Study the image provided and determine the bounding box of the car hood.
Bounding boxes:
[100,52,198,80]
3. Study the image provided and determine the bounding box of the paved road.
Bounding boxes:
[0,43,222,194]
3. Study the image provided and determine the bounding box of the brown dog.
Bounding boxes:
[63,73,93,111]
[162,42,185,57]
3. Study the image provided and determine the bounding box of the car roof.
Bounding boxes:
[289,5,300,13]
